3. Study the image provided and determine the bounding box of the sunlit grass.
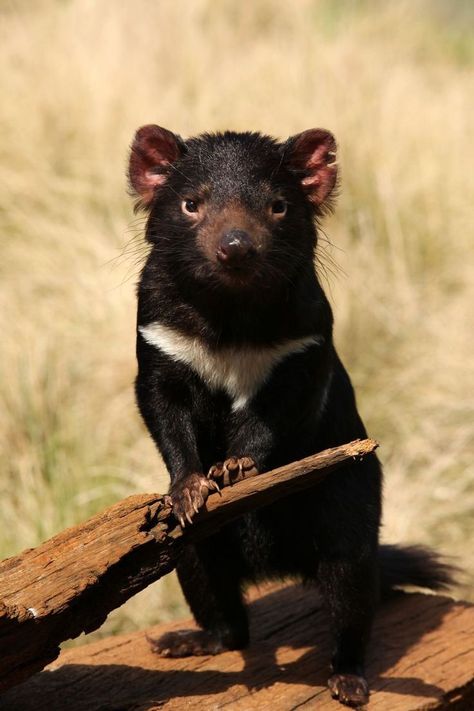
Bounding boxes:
[0,0,472,638]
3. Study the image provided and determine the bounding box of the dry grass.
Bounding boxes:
[0,0,473,640]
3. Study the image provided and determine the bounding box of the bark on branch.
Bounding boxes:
[0,438,377,692]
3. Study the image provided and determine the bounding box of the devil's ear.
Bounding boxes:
[128,125,184,208]
[284,129,338,208]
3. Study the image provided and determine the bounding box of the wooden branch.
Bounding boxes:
[0,438,377,692]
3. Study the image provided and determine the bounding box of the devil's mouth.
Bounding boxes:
[217,254,258,271]
[215,260,260,287]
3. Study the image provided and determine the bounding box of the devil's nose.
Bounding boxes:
[216,230,256,266]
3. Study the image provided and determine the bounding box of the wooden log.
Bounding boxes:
[1,583,473,710]
[0,438,377,692]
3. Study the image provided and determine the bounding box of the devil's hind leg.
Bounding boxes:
[151,530,248,657]
[319,550,378,706]
[313,459,381,706]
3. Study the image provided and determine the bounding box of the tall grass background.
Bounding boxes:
[1,0,473,640]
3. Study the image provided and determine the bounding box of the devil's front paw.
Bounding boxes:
[169,473,219,527]
[328,673,369,707]
[208,456,258,486]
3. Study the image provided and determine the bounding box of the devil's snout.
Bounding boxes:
[216,230,256,267]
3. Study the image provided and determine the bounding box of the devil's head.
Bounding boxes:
[129,126,337,294]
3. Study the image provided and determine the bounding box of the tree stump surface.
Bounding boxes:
[1,583,473,711]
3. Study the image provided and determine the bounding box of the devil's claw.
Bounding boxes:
[208,456,258,486]
[169,473,219,526]
[328,673,369,707]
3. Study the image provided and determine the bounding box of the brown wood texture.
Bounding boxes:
[1,583,473,711]
[0,438,377,692]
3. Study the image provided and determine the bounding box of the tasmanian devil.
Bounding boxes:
[129,125,453,707]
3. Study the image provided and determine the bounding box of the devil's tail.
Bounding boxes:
[379,544,458,597]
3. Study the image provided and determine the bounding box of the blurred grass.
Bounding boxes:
[0,0,473,642]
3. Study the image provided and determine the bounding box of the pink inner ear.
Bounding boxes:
[143,170,167,189]
[129,125,180,205]
[290,129,338,206]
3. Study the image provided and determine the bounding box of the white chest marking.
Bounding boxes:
[139,322,322,410]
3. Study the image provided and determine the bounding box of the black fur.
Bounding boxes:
[131,128,454,706]
[379,544,457,597]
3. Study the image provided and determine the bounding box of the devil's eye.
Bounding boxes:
[182,199,199,215]
[271,199,287,215]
